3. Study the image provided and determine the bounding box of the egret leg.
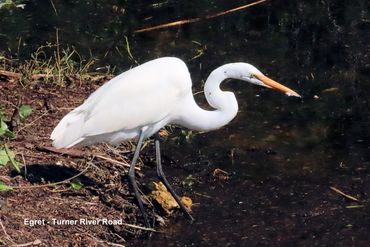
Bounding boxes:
[128,130,150,227]
[154,133,194,222]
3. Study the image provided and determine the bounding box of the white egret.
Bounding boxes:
[51,57,300,227]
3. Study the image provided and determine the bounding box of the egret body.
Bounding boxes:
[51,57,300,227]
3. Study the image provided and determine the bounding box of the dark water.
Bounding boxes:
[1,0,370,246]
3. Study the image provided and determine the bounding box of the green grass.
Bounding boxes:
[1,30,98,86]
[19,45,96,85]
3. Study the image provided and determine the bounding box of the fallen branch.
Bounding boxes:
[329,186,360,202]
[135,0,266,33]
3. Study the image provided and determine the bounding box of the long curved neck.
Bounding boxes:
[175,64,239,132]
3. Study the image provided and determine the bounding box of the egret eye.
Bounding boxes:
[250,74,257,79]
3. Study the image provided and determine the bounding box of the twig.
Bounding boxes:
[0,175,11,183]
[135,0,266,33]
[21,152,27,178]
[121,222,156,232]
[31,73,54,79]
[95,154,132,169]
[1,207,41,246]
[11,239,42,247]
[0,70,21,79]
[0,219,10,239]
[98,241,125,247]
[12,162,92,190]
[16,111,49,135]
[329,186,360,202]
[0,218,15,245]
[83,231,126,247]
[194,192,212,199]
[49,0,57,15]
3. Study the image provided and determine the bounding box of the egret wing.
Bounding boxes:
[51,57,192,148]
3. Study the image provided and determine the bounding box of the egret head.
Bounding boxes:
[225,63,301,98]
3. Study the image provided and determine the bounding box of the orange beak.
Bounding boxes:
[254,74,301,97]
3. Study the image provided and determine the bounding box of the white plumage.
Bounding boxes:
[51,57,300,149]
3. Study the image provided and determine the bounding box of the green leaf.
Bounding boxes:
[18,105,33,121]
[0,0,14,10]
[4,129,15,139]
[182,175,197,189]
[0,182,13,191]
[0,119,8,136]
[0,0,24,10]
[0,145,21,172]
[71,179,83,190]
[0,149,8,166]
[5,145,20,173]
[0,118,15,139]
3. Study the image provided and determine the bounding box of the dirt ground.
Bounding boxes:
[0,74,165,246]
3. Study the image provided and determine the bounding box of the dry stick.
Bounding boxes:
[0,219,10,239]
[83,231,128,247]
[0,70,22,79]
[16,111,49,135]
[49,0,57,15]
[89,237,126,247]
[0,218,15,245]
[84,226,155,247]
[21,152,27,178]
[135,0,267,33]
[31,73,54,79]
[0,219,41,247]
[11,239,42,247]
[329,186,360,202]
[121,222,156,232]
[94,154,132,169]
